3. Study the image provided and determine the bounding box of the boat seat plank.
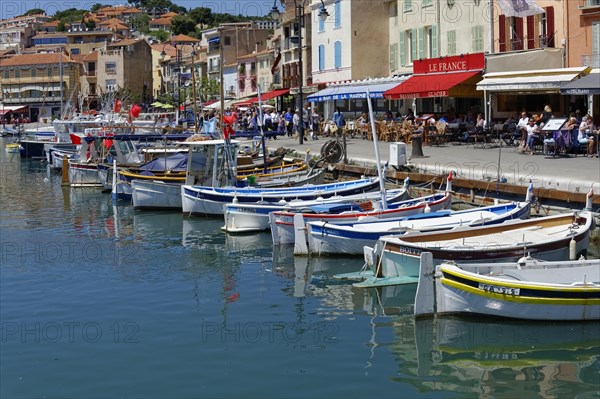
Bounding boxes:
[502,264,600,285]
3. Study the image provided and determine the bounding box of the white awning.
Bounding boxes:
[307,77,410,103]
[477,67,590,93]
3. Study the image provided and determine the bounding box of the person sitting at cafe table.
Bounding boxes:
[577,114,597,158]
[517,111,530,142]
[524,117,540,155]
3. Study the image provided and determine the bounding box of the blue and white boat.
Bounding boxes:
[308,200,532,256]
[338,206,595,288]
[270,191,452,248]
[181,177,382,216]
[222,182,410,233]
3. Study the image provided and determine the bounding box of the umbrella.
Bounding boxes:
[151,101,163,107]
[160,104,175,109]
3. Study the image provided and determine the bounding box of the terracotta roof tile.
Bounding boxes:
[83,51,98,61]
[160,11,179,18]
[0,53,79,67]
[170,34,200,43]
[150,17,172,26]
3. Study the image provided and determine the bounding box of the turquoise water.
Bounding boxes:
[1,141,599,398]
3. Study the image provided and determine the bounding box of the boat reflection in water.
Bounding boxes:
[395,316,600,397]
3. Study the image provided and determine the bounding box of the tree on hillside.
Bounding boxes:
[54,8,87,25]
[90,4,106,12]
[171,15,196,36]
[24,8,45,16]
[189,7,213,26]
[131,13,151,33]
[151,29,169,42]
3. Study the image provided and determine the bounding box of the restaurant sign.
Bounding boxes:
[413,53,485,75]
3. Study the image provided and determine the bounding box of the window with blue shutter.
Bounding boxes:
[318,10,324,32]
[431,25,438,57]
[334,41,342,68]
[399,31,406,66]
[334,0,341,28]
[319,44,325,71]
[418,27,424,60]
[410,29,417,62]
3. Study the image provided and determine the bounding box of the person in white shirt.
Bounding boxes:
[578,115,596,157]
[524,118,539,154]
[517,111,529,143]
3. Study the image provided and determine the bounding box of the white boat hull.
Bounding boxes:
[68,162,105,187]
[436,275,600,320]
[132,180,182,209]
[271,192,450,246]
[309,202,531,256]
[223,188,409,234]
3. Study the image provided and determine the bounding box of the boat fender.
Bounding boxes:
[569,237,576,260]
[278,199,287,205]
[232,196,238,203]
[424,202,431,213]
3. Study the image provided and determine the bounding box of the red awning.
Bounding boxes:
[384,71,481,99]
[234,97,258,107]
[234,89,290,107]
[0,105,27,115]
[258,88,290,101]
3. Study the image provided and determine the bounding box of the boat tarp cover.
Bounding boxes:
[139,153,187,172]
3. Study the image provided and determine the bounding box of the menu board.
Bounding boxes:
[542,118,568,131]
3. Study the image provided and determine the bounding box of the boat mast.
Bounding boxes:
[256,84,267,175]
[59,46,64,119]
[366,90,387,209]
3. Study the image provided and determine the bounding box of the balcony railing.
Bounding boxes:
[539,34,553,48]
[106,68,117,75]
[510,38,523,51]
[87,71,96,77]
[581,54,600,68]
[579,0,600,7]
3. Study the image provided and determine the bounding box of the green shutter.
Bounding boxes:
[411,29,417,62]
[431,25,438,57]
[448,30,456,55]
[399,31,406,66]
[418,27,424,60]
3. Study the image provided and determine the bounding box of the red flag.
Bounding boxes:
[129,104,142,118]
[222,114,235,139]
[113,99,122,113]
[69,134,81,144]
[104,133,114,149]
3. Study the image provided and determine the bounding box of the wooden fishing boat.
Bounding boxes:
[181,177,382,216]
[270,191,451,249]
[131,139,240,209]
[270,174,455,251]
[339,202,595,287]
[310,200,531,256]
[5,143,21,153]
[414,252,600,321]
[222,186,410,233]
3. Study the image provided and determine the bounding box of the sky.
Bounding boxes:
[1,0,278,19]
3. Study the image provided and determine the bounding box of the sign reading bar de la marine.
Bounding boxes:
[413,53,485,75]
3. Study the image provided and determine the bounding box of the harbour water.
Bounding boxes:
[1,139,599,398]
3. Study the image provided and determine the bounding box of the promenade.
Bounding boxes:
[267,134,600,194]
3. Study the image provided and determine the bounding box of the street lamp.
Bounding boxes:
[287,0,329,145]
